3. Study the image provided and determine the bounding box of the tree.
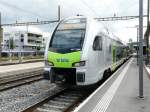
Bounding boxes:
[9,38,14,49]
[36,45,41,56]
[8,37,14,62]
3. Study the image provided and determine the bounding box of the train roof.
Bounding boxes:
[61,16,124,45]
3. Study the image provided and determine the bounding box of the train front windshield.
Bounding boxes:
[49,18,86,53]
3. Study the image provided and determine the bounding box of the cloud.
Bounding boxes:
[0,0,148,43]
[0,0,59,23]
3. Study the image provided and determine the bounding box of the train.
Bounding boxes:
[43,16,129,86]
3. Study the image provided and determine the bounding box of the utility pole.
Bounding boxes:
[58,5,61,21]
[137,26,139,65]
[19,32,22,63]
[139,0,144,98]
[0,12,3,61]
[146,0,150,64]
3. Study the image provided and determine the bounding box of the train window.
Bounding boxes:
[49,18,86,53]
[21,34,24,37]
[99,36,103,50]
[50,29,85,49]
[109,44,111,53]
[93,36,102,51]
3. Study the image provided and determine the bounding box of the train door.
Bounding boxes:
[105,37,112,66]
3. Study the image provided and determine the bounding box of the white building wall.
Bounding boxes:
[2,31,45,54]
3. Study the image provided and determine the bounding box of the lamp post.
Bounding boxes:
[19,32,22,63]
[0,12,2,61]
[137,26,139,65]
[139,0,144,98]
[146,0,150,64]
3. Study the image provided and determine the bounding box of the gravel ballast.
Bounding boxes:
[0,80,60,112]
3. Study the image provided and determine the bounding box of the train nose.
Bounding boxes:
[52,68,76,85]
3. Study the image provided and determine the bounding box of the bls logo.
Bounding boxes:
[56,58,69,62]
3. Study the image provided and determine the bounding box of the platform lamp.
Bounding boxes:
[146,0,150,65]
[139,0,144,98]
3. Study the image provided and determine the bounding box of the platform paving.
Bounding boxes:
[74,58,150,112]
[0,58,44,66]
[0,62,44,77]
[106,58,150,112]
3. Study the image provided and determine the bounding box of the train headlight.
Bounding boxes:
[72,61,86,67]
[45,60,54,66]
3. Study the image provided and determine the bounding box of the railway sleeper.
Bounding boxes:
[63,93,82,97]
[48,100,70,106]
[36,107,61,112]
[37,105,64,112]
[54,97,75,103]
[59,95,79,99]
[43,104,66,109]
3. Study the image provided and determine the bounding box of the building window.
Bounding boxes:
[21,34,24,37]
[21,38,24,42]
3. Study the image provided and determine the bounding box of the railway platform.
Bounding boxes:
[0,58,44,66]
[0,62,44,77]
[74,58,150,112]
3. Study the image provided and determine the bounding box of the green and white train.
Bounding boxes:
[44,16,128,86]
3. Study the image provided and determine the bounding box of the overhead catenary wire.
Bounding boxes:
[1,15,147,27]
[95,15,147,21]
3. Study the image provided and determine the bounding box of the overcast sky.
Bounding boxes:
[0,0,148,43]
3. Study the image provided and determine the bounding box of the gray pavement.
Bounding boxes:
[0,62,44,77]
[106,58,150,112]
[74,58,150,112]
[0,59,44,66]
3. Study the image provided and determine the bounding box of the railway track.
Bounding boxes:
[0,67,44,91]
[23,88,93,112]
[21,61,127,112]
[21,58,130,112]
